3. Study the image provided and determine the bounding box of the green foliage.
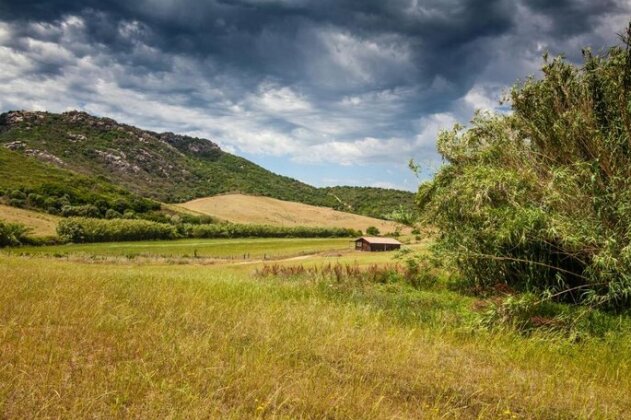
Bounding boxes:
[55,217,359,244]
[0,148,161,218]
[57,218,177,243]
[366,226,380,236]
[187,223,359,239]
[0,220,32,247]
[0,112,415,218]
[418,24,631,310]
[383,205,416,225]
[323,186,417,219]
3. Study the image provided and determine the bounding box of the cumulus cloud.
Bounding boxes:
[0,0,629,189]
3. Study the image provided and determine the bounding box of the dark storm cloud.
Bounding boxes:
[523,0,624,36]
[0,0,618,95]
[1,0,514,82]
[0,0,629,177]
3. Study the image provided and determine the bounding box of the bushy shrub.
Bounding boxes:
[179,213,217,225]
[418,25,631,309]
[0,220,32,247]
[57,218,177,243]
[60,204,101,218]
[27,193,45,207]
[366,226,380,236]
[9,190,26,200]
[105,208,122,219]
[8,198,25,208]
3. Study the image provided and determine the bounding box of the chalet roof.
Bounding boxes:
[355,236,402,245]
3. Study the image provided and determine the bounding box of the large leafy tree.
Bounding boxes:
[419,24,631,309]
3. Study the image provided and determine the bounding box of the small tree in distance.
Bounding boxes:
[366,226,380,236]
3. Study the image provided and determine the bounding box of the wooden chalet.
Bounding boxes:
[354,236,402,252]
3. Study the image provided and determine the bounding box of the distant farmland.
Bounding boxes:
[179,194,407,234]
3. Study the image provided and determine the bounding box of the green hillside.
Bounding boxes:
[0,111,335,205]
[0,110,416,219]
[323,186,416,219]
[0,147,160,218]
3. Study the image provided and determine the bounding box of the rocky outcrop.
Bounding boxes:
[159,132,221,159]
[0,110,223,159]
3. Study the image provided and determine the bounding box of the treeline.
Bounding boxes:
[57,217,360,243]
[57,218,177,243]
[418,24,631,310]
[186,223,359,239]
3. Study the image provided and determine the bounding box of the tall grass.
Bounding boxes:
[1,255,630,417]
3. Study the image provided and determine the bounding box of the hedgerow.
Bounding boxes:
[57,218,177,243]
[187,223,359,239]
[56,217,359,243]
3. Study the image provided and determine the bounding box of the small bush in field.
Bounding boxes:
[0,220,32,247]
[366,226,380,236]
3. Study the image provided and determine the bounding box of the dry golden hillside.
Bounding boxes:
[0,204,59,237]
[179,194,407,234]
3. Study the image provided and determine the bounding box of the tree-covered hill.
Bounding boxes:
[0,110,416,219]
[0,146,160,218]
[0,110,335,205]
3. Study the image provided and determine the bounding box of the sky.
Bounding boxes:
[0,1,629,191]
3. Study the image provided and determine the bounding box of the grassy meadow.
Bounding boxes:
[6,237,356,260]
[1,238,630,418]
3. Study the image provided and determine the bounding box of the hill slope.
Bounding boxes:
[0,204,59,237]
[0,111,335,205]
[0,110,416,218]
[0,146,161,217]
[179,194,407,234]
[323,186,416,219]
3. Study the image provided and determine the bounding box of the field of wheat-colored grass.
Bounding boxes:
[179,193,408,234]
[1,238,630,418]
[0,204,59,237]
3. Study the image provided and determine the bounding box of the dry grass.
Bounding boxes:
[1,253,630,418]
[179,193,408,234]
[0,204,59,237]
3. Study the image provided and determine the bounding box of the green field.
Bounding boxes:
[1,238,631,417]
[6,237,354,260]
